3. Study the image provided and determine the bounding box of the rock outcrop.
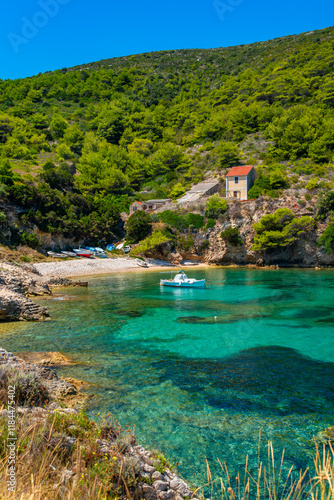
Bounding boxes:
[0,261,81,322]
[0,347,77,398]
[204,198,334,267]
[0,288,49,321]
[148,196,334,268]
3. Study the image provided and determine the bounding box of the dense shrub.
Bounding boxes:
[131,229,171,255]
[205,195,228,219]
[205,218,216,229]
[316,191,334,220]
[306,178,319,190]
[318,223,334,254]
[221,226,243,246]
[158,210,204,230]
[19,232,40,249]
[0,368,49,407]
[184,213,204,230]
[248,170,289,199]
[126,211,152,243]
[252,208,315,251]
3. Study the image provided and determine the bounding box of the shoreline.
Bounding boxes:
[33,258,334,279]
[33,257,210,279]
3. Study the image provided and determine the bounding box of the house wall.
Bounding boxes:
[248,169,256,192]
[129,203,143,215]
[203,184,219,196]
[226,176,248,200]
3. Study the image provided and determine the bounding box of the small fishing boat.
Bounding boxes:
[95,251,108,258]
[106,244,115,251]
[85,246,107,258]
[61,251,78,258]
[116,243,124,250]
[73,248,94,258]
[47,251,67,258]
[124,245,131,254]
[160,270,205,288]
[135,258,148,268]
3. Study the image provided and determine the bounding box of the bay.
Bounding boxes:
[1,267,334,487]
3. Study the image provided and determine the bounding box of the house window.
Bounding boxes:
[149,205,153,209]
[233,191,238,198]
[234,177,239,184]
[133,207,137,212]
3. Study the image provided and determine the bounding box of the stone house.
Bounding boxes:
[226,166,256,201]
[129,199,170,215]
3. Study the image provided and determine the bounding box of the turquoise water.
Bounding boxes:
[1,268,334,488]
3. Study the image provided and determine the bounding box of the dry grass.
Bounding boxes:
[0,409,140,499]
[201,438,334,500]
[1,404,334,499]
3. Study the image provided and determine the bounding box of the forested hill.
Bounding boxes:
[0,26,334,247]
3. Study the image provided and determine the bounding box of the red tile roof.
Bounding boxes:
[226,166,254,177]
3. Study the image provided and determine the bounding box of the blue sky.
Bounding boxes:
[1,0,333,80]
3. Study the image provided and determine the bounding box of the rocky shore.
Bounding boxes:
[0,261,85,322]
[0,346,200,499]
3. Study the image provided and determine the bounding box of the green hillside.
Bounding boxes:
[0,26,334,246]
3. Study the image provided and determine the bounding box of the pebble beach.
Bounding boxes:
[33,257,175,278]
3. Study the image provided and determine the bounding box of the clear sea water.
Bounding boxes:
[1,267,334,489]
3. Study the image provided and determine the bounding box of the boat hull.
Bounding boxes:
[160,279,205,288]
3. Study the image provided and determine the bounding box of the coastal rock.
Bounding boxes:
[0,287,49,321]
[158,491,175,500]
[142,484,158,499]
[169,477,193,498]
[153,480,168,492]
[0,262,51,296]
[152,471,165,481]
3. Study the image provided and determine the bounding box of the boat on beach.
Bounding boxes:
[61,251,78,258]
[73,248,94,258]
[47,251,68,258]
[135,258,148,268]
[160,270,205,288]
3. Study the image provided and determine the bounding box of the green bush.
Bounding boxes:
[305,178,319,190]
[177,234,194,251]
[248,170,289,199]
[126,211,152,243]
[184,213,204,230]
[305,193,311,201]
[205,218,216,229]
[0,211,7,227]
[253,208,294,234]
[221,226,243,246]
[158,210,204,230]
[0,159,14,186]
[131,229,171,256]
[205,195,228,219]
[252,209,315,251]
[316,191,334,220]
[318,223,334,254]
[169,182,185,200]
[19,232,40,249]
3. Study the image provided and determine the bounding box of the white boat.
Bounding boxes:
[61,251,78,258]
[160,270,205,288]
[116,243,124,250]
[135,258,148,268]
[47,251,68,258]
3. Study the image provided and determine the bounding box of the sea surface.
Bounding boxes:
[1,267,334,490]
